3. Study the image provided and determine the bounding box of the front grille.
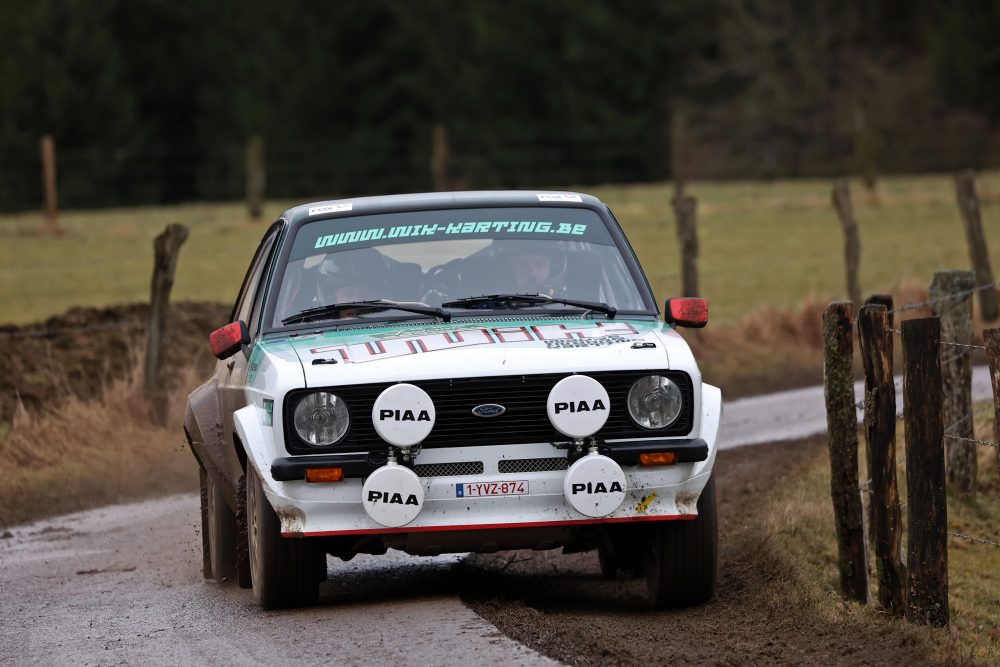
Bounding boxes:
[413,461,484,477]
[498,457,569,474]
[284,370,692,454]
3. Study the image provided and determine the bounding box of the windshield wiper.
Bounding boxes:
[281,300,451,325]
[442,293,617,319]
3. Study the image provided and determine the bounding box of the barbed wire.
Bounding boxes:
[946,531,1000,548]
[853,400,905,420]
[939,350,969,366]
[944,413,971,434]
[943,433,1000,449]
[887,328,987,353]
[887,280,1000,315]
[938,340,987,351]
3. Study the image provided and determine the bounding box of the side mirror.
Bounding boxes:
[210,321,251,360]
[664,298,708,328]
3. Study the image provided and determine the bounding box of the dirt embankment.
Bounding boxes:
[0,302,227,527]
[0,301,227,419]
[463,439,950,667]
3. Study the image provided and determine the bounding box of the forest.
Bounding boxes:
[1,0,999,210]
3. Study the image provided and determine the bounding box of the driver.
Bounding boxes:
[497,241,569,297]
[315,248,390,307]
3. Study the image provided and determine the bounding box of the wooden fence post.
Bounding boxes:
[902,317,949,627]
[823,301,868,603]
[832,182,862,305]
[930,269,976,496]
[144,224,190,424]
[858,303,905,614]
[861,293,894,550]
[673,196,699,298]
[40,134,61,234]
[955,172,998,321]
[671,106,687,201]
[245,136,265,220]
[670,105,699,298]
[984,328,1000,475]
[431,124,450,191]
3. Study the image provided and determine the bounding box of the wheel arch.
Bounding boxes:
[185,377,241,513]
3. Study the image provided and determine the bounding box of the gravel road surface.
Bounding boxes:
[0,496,555,666]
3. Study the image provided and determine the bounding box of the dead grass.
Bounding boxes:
[753,413,1000,664]
[0,357,199,528]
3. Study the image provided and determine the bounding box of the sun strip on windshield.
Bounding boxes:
[288,207,615,261]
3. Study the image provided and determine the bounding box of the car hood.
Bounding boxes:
[275,318,696,387]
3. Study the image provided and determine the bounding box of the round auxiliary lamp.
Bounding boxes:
[362,383,435,527]
[547,375,628,518]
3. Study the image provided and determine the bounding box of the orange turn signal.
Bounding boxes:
[305,467,344,483]
[639,451,677,466]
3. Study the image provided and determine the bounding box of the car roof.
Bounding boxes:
[280,190,606,225]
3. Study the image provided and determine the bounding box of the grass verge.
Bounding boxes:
[0,360,199,529]
[768,414,1000,663]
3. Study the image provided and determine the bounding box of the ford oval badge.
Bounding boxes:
[472,404,506,418]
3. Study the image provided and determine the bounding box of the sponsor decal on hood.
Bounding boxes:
[286,319,663,365]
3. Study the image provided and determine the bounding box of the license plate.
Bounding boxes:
[456,480,528,497]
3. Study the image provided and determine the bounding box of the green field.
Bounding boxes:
[3,172,1000,326]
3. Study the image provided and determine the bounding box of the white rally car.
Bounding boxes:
[185,191,722,610]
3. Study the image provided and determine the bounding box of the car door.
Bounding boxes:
[218,225,281,466]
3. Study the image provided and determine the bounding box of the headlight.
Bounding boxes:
[293,392,350,446]
[627,376,682,429]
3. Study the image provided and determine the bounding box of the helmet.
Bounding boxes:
[491,240,569,295]
[315,248,389,303]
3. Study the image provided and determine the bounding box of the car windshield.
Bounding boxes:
[271,206,650,327]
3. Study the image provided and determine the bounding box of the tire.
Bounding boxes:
[598,526,645,579]
[206,467,237,582]
[643,475,718,609]
[247,465,322,609]
[235,474,253,589]
[198,466,213,579]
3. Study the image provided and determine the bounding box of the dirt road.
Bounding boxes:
[1,378,964,666]
[464,439,937,666]
[0,495,554,666]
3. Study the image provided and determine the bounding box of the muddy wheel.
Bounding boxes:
[247,465,321,609]
[598,526,645,579]
[206,466,237,582]
[643,475,718,609]
[235,474,253,589]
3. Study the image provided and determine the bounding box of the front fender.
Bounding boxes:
[184,378,241,508]
[233,403,305,529]
[692,382,722,479]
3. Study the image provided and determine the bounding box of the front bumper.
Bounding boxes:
[265,441,713,537]
[236,383,723,540]
[269,437,709,481]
